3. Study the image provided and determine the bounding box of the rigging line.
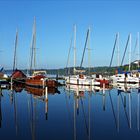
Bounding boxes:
[66,37,73,68]
[120,93,130,127]
[80,97,89,136]
[121,34,130,67]
[131,37,137,71]
[109,91,117,129]
[80,29,89,68]
[133,37,137,56]
[66,37,73,75]
[109,33,118,68]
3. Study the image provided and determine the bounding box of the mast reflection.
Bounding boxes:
[0,88,2,128]
[65,84,111,140]
[116,83,139,131]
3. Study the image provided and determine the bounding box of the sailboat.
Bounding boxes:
[110,33,140,84]
[10,29,27,84]
[131,32,140,79]
[0,67,9,88]
[25,18,57,88]
[65,25,100,86]
[0,48,9,87]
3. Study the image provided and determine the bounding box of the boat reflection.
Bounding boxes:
[65,84,111,140]
[5,83,25,93]
[65,84,110,96]
[25,86,60,97]
[22,86,60,140]
[12,83,25,93]
[115,85,140,132]
[65,83,140,139]
[116,83,139,93]
[0,88,2,128]
[72,90,92,140]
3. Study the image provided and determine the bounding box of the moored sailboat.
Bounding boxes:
[65,25,100,86]
[10,29,27,84]
[25,18,57,88]
[110,33,140,84]
[0,67,9,88]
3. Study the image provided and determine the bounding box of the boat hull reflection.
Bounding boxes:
[25,86,60,96]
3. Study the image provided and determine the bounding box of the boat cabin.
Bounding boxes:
[32,71,46,76]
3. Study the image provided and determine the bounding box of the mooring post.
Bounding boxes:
[103,83,106,111]
[76,86,79,97]
[69,76,70,84]
[11,77,13,91]
[0,87,1,95]
[43,79,45,89]
[45,86,48,101]
[103,83,105,95]
[45,99,48,120]
[45,86,48,120]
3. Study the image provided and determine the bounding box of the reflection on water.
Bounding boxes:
[0,84,140,140]
[0,89,2,128]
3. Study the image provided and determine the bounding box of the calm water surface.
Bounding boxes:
[0,85,140,140]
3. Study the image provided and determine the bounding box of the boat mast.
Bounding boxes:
[30,17,36,74]
[33,17,36,71]
[80,28,90,68]
[13,29,18,71]
[129,34,131,71]
[109,33,118,71]
[73,24,76,75]
[137,32,139,68]
[117,32,120,67]
[88,27,91,75]
[120,34,130,67]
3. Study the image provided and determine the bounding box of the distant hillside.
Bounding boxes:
[4,61,140,76]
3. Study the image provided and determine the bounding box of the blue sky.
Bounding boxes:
[0,0,140,69]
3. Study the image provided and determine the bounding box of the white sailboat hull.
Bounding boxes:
[110,74,140,83]
[65,75,100,86]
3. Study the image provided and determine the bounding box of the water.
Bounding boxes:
[0,85,140,140]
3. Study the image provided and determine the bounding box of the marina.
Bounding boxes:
[1,0,140,139]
